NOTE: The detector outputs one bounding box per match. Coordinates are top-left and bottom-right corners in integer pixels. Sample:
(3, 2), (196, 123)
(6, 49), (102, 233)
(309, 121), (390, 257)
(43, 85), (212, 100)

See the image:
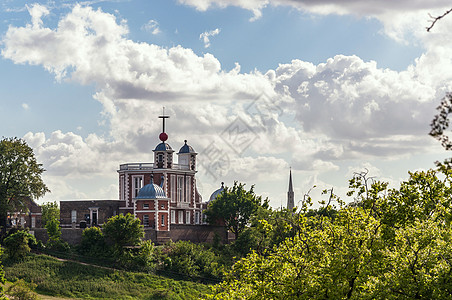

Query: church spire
(287, 168), (294, 211)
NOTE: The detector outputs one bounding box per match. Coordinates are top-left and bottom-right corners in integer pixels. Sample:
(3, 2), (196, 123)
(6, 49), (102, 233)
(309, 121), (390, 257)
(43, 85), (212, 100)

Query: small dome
(209, 182), (225, 202)
(154, 142), (172, 152)
(136, 183), (167, 199)
(178, 140), (196, 154)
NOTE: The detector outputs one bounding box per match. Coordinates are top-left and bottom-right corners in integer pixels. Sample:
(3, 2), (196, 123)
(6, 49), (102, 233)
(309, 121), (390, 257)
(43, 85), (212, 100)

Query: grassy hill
(3, 254), (210, 299)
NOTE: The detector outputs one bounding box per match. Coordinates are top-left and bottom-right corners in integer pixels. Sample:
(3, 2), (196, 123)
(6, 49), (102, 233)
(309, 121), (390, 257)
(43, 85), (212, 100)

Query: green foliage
(44, 219), (61, 242)
(103, 213), (144, 256)
(161, 241), (223, 280)
(4, 254), (209, 299)
(41, 201), (59, 227)
(0, 137), (49, 235)
(3, 231), (36, 261)
(209, 168), (452, 299)
(204, 181), (268, 239)
(78, 226), (108, 257)
(6, 279), (39, 300)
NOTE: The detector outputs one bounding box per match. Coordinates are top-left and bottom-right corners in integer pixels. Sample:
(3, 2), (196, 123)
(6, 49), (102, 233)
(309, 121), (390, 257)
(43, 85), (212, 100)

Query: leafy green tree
(0, 247), (6, 300)
(103, 213), (144, 255)
(41, 201), (59, 226)
(79, 226), (107, 257)
(5, 279), (38, 300)
(209, 169), (452, 299)
(204, 182), (268, 239)
(0, 137), (49, 235)
(3, 230), (37, 260)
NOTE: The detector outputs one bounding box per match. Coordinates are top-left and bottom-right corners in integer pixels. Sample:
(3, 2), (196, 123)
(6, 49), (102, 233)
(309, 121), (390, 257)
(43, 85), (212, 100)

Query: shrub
(78, 227), (107, 257)
(3, 231), (36, 261)
(162, 241), (223, 280)
(6, 279), (39, 300)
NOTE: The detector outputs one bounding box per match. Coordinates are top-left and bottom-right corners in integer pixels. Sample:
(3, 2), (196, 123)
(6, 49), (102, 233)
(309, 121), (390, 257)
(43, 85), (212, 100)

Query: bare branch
(427, 8), (452, 32)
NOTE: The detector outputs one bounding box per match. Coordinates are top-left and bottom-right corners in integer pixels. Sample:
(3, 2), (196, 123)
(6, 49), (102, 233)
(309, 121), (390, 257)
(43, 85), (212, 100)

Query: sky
(1, 0), (452, 208)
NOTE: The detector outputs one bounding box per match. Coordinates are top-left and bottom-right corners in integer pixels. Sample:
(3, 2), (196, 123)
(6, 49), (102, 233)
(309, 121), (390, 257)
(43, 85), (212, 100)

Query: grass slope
(4, 254), (210, 299)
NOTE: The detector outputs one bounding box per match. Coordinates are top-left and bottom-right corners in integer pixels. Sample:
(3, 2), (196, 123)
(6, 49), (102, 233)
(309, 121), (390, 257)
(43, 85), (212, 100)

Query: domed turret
(177, 140), (197, 171)
(178, 140), (196, 154)
(209, 182), (224, 202)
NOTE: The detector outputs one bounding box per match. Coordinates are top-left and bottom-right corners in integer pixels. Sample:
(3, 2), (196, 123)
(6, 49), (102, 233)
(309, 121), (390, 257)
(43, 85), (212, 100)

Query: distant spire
(287, 168), (294, 211)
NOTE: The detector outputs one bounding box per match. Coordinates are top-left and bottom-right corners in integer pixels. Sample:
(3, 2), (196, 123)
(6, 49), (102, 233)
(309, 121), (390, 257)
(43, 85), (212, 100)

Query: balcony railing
(119, 163), (192, 171)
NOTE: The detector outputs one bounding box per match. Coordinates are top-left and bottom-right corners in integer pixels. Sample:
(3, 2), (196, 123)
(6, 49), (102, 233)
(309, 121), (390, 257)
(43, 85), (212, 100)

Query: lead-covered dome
(178, 140), (196, 154)
(209, 182), (224, 202)
(154, 142), (172, 152)
(136, 183), (167, 199)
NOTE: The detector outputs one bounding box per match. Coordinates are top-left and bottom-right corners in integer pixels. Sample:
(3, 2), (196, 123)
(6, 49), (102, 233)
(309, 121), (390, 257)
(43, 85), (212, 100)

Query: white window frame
(171, 175), (176, 203)
(186, 211), (190, 224)
(71, 210), (77, 223)
(185, 177), (191, 203)
(120, 175), (125, 200)
(171, 210), (175, 223)
(178, 211), (183, 224)
(132, 175), (143, 198)
(177, 176), (184, 203)
(31, 216), (36, 228)
(161, 215), (165, 227)
(143, 203), (149, 209)
(143, 214), (149, 226)
(195, 211), (200, 225)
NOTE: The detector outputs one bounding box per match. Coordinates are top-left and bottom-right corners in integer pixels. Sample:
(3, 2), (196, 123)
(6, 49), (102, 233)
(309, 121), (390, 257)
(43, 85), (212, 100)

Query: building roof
(136, 183), (167, 199)
(178, 140), (196, 154)
(209, 182), (225, 202)
(154, 142), (173, 152)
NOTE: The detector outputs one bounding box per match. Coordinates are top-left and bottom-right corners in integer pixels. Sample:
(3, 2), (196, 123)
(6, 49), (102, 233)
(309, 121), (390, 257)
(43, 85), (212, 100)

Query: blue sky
(1, 0), (452, 207)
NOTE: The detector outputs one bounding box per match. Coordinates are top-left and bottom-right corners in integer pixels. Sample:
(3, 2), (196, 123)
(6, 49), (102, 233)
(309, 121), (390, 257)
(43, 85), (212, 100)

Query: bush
(161, 241), (223, 280)
(6, 279), (39, 300)
(45, 239), (70, 252)
(3, 231), (36, 260)
(78, 227), (107, 257)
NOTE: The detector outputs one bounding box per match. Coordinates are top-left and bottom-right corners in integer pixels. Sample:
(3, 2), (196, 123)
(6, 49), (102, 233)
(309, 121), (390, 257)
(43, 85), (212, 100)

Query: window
(171, 175), (176, 203)
(186, 211), (190, 224)
(161, 215), (165, 227)
(71, 210), (77, 223)
(31, 217), (36, 228)
(143, 215), (149, 226)
(177, 176), (184, 203)
(195, 211), (200, 225)
(120, 175), (125, 200)
(132, 176), (143, 198)
(178, 211), (183, 224)
(185, 177), (191, 203)
(158, 153), (163, 162)
(143, 203), (149, 209)
(161, 204), (165, 209)
(171, 210), (175, 223)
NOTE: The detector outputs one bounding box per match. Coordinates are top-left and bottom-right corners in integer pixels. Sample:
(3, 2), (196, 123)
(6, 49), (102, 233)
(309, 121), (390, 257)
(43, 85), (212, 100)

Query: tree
(103, 213), (144, 255)
(41, 201), (59, 226)
(3, 230), (37, 260)
(0, 137), (49, 235)
(209, 170), (452, 299)
(204, 181), (268, 239)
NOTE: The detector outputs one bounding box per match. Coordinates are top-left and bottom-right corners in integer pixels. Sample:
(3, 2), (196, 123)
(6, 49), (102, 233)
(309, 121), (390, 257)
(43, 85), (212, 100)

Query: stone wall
(31, 228), (84, 245)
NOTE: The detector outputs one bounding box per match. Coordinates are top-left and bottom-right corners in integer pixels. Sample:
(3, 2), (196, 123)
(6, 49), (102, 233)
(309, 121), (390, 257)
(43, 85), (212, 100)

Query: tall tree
(204, 181), (268, 239)
(0, 137), (49, 235)
(103, 213), (144, 255)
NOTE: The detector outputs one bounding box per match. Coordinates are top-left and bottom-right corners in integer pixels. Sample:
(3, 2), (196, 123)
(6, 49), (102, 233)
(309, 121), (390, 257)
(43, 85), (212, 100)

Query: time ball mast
(159, 108), (170, 142)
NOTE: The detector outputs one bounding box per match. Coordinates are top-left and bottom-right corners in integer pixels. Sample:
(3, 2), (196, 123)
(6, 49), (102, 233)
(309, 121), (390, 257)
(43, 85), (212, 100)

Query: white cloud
(3, 4), (452, 204)
(21, 103), (30, 110)
(142, 19), (160, 35)
(199, 28), (220, 48)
